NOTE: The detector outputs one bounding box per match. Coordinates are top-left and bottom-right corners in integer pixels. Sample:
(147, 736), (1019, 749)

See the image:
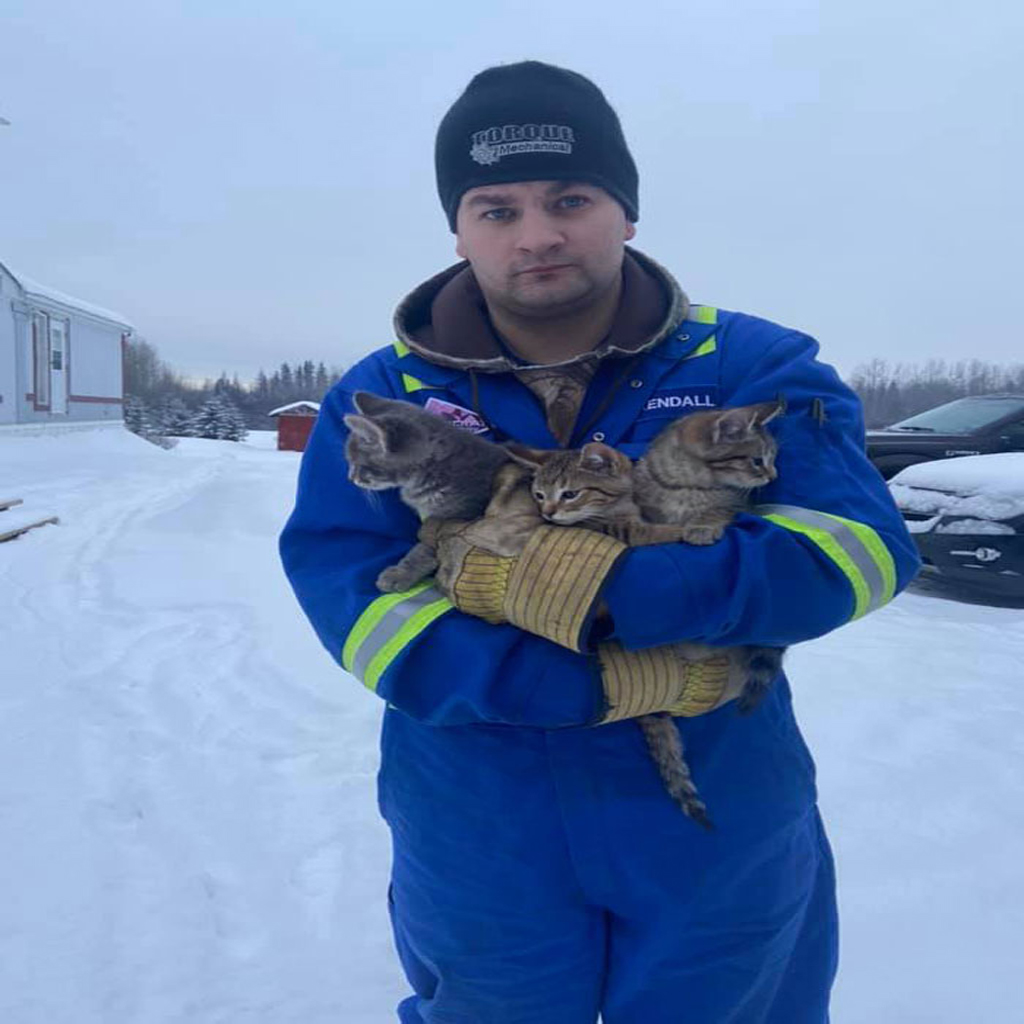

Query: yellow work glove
(431, 522), (627, 653)
(596, 643), (743, 721)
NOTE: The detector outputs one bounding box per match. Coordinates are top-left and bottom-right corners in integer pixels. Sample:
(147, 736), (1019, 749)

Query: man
(280, 61), (920, 1023)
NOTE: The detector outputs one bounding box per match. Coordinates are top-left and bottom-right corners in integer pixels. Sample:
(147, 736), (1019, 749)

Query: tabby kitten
(634, 399), (787, 715)
(344, 391), (510, 592)
(508, 399), (785, 828)
(505, 442), (695, 545)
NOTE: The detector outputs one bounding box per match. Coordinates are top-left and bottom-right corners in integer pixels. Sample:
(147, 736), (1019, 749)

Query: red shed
(269, 400), (321, 452)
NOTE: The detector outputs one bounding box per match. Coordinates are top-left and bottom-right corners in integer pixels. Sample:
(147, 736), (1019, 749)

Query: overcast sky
(2, 0), (1021, 382)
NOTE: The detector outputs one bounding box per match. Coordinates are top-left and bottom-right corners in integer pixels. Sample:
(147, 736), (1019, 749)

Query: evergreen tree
(191, 396), (229, 440)
(190, 395), (248, 441)
(219, 397), (249, 442)
(159, 397), (194, 436)
(124, 395), (156, 437)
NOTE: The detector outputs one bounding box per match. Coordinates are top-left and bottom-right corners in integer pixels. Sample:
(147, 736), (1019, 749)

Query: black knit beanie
(435, 61), (639, 232)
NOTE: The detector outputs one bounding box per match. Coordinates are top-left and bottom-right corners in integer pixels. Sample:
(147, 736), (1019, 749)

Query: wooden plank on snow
(0, 514), (59, 543)
(0, 498), (25, 512)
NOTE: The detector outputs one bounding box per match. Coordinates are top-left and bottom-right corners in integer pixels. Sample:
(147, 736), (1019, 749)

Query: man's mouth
(517, 264), (574, 275)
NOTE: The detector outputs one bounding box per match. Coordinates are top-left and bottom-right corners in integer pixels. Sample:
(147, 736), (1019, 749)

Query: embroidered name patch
(424, 396), (489, 434)
(641, 387), (720, 418)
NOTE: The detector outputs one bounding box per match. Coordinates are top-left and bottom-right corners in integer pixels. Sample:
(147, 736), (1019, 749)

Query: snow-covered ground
(2, 427), (1022, 1023)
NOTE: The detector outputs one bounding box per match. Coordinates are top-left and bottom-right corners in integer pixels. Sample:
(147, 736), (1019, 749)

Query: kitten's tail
(737, 647), (785, 715)
(637, 714), (713, 830)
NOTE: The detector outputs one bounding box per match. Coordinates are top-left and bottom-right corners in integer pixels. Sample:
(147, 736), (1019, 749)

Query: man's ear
(624, 221), (637, 242)
(455, 231), (467, 259)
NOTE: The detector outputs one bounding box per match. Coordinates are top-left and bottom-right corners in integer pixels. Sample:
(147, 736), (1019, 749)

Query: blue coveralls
(280, 301), (920, 1023)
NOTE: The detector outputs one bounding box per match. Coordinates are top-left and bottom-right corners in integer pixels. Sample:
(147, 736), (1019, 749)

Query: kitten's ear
(751, 398), (786, 426)
(711, 407), (756, 444)
(711, 400), (785, 443)
(352, 391), (399, 417)
(579, 442), (629, 475)
(505, 443), (553, 470)
(344, 414), (387, 449)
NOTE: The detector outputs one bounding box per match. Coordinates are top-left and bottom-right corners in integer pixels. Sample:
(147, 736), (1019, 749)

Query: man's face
(454, 180), (636, 320)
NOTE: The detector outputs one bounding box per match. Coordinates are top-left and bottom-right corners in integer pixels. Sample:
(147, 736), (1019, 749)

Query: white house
(0, 260), (133, 427)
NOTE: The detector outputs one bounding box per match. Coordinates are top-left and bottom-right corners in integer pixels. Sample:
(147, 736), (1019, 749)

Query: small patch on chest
(424, 396), (490, 434)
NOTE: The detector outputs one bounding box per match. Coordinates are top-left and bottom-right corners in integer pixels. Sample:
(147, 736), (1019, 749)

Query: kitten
(505, 442), (696, 544)
(344, 391), (510, 592)
(634, 400), (787, 715)
(508, 399), (785, 828)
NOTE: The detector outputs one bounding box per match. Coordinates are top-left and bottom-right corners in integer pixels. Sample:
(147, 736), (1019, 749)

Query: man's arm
(279, 355), (603, 727)
(603, 324), (922, 649)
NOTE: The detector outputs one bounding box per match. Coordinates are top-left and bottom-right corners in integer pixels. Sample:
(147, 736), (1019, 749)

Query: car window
(890, 397), (1024, 433)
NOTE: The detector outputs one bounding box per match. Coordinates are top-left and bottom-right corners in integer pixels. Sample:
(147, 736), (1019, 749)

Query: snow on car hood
(889, 453), (1024, 522)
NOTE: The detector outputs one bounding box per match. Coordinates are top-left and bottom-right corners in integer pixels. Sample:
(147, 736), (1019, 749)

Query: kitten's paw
(376, 566), (421, 593)
(680, 524), (725, 546)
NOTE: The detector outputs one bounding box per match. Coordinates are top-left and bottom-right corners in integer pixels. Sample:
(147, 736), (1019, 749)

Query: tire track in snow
(61, 448), (387, 1022)
(2, 438), (404, 1021)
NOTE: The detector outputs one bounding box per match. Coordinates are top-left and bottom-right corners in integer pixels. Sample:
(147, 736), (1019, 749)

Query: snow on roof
(0, 261), (133, 328)
(890, 453), (1024, 522)
(268, 401), (321, 417)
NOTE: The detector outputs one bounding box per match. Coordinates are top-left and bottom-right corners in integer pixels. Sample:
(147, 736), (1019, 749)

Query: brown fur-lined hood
(392, 246), (690, 373)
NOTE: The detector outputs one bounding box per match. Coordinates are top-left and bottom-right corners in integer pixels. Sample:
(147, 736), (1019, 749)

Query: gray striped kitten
(344, 392), (510, 592)
(508, 399), (785, 829)
(632, 400), (787, 716)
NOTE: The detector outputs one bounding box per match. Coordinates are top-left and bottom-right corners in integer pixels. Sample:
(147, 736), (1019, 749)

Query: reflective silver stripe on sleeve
(350, 584), (449, 682)
(754, 503), (888, 614)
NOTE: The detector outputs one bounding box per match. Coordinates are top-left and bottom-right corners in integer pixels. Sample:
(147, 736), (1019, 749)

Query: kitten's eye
(751, 457), (765, 469)
(561, 490), (579, 500)
(534, 491), (545, 501)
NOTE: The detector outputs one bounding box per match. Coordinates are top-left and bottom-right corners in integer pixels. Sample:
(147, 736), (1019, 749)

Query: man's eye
(482, 208), (514, 221)
(557, 195), (589, 210)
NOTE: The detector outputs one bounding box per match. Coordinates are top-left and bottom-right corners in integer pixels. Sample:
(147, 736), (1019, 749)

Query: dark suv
(866, 394), (1024, 479)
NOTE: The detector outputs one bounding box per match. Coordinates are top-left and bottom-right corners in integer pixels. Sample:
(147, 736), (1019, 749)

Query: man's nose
(514, 208), (566, 254)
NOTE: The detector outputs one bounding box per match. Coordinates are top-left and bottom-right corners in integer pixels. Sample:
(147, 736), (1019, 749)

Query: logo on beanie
(469, 124), (575, 166)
